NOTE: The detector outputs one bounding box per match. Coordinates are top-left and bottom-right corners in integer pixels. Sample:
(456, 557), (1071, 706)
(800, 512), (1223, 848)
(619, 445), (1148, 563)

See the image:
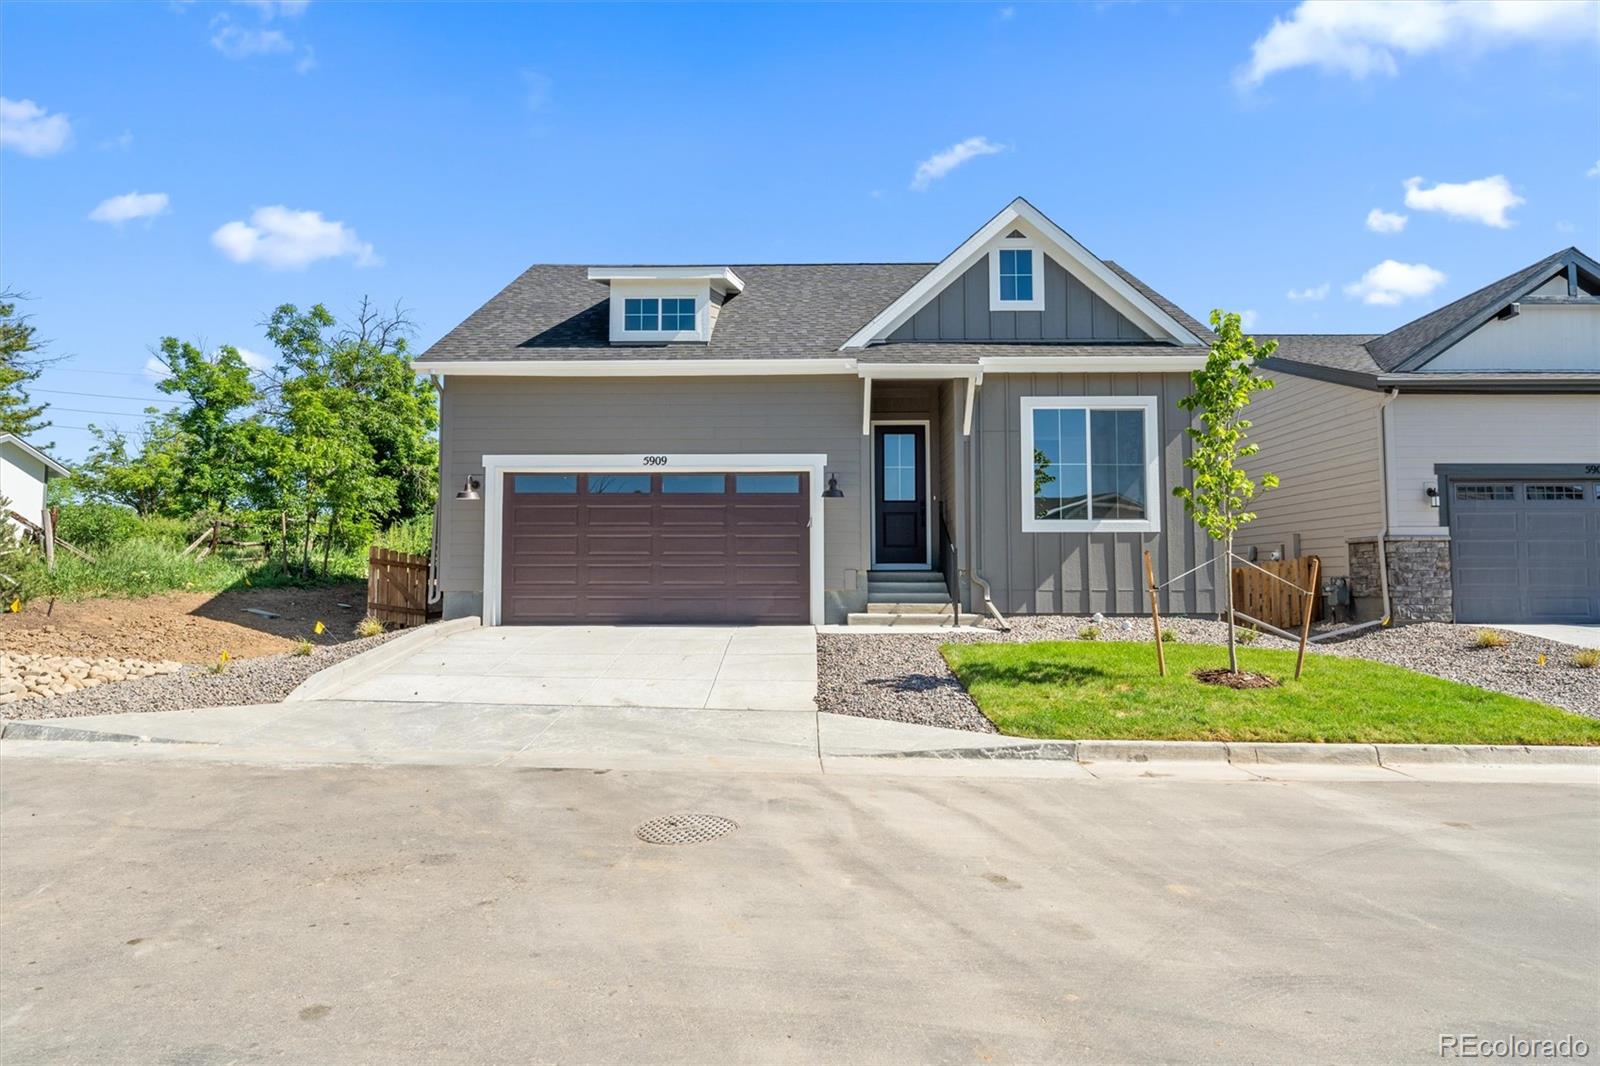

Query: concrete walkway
(320, 624), (818, 711)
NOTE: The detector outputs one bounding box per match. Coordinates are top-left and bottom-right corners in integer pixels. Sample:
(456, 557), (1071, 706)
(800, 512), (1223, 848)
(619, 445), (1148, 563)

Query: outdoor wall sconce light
(1426, 485), (1439, 508)
(455, 476), (482, 502)
(821, 473), (844, 498)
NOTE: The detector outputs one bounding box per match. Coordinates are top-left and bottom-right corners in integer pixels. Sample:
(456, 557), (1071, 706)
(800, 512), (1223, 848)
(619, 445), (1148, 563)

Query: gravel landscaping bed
(1, 631), (400, 721)
(817, 616), (1600, 732)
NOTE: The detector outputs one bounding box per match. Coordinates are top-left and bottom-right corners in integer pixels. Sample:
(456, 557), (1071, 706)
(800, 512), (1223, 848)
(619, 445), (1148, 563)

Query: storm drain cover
(634, 813), (738, 846)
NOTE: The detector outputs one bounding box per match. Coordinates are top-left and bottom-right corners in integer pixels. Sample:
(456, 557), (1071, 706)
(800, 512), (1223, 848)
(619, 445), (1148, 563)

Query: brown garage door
(501, 471), (810, 624)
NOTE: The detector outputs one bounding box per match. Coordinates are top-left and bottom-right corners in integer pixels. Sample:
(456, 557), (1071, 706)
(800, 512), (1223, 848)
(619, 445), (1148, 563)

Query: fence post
(42, 507), (55, 572)
(1293, 557), (1320, 680)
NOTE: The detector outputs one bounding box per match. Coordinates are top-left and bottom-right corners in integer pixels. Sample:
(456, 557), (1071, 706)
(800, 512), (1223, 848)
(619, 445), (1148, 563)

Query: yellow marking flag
(314, 620), (326, 635)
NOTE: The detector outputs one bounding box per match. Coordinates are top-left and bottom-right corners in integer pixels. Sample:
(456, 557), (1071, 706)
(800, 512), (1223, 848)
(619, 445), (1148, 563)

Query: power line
(42, 406), (167, 417)
(33, 388), (179, 404)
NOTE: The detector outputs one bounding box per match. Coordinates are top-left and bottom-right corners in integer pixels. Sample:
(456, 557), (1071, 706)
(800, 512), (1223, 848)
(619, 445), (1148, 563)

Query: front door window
(874, 425), (927, 566)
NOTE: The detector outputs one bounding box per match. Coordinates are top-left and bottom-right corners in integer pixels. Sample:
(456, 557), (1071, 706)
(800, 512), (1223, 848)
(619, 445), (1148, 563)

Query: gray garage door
(1450, 479), (1600, 624)
(500, 471), (810, 624)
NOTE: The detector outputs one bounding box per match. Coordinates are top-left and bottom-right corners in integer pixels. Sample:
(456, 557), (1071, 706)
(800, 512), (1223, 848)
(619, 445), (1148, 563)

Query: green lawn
(941, 641), (1600, 746)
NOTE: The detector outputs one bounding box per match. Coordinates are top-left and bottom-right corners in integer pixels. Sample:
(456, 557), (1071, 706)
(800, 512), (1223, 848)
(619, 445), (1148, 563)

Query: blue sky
(3, 0), (1597, 460)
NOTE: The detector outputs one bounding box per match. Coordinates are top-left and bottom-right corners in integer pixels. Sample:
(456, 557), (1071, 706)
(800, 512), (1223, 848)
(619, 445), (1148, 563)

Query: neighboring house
(1247, 248), (1600, 625)
(0, 433), (69, 534)
(415, 197), (1228, 625)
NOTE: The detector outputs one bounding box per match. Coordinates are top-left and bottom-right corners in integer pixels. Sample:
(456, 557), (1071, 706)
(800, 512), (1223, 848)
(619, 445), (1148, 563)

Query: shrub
(1573, 649), (1600, 669)
(1235, 626), (1259, 645)
(1473, 629), (1511, 649)
(1160, 628), (1179, 643)
(1078, 625), (1101, 641)
(292, 639), (313, 657)
(355, 615), (385, 638)
(372, 512), (433, 556)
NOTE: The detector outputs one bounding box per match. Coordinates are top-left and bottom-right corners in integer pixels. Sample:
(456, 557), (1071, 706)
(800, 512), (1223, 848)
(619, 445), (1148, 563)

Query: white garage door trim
(481, 453), (828, 627)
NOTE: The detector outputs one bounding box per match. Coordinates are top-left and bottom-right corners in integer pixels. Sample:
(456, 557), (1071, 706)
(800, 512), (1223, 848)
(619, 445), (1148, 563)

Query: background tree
(1173, 310), (1279, 673)
(70, 421), (185, 516)
(150, 339), (259, 519)
(0, 292), (53, 441)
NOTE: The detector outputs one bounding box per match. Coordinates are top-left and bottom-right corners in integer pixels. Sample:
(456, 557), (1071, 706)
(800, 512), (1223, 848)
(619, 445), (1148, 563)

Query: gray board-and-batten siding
(971, 371), (1221, 617)
(887, 255), (1151, 344)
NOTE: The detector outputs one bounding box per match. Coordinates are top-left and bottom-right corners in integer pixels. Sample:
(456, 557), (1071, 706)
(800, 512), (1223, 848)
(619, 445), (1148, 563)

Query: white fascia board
(587, 266), (746, 294)
(840, 196), (1202, 349)
(0, 433), (70, 477)
(412, 358), (858, 377)
(856, 363), (981, 380)
(978, 355), (1207, 373)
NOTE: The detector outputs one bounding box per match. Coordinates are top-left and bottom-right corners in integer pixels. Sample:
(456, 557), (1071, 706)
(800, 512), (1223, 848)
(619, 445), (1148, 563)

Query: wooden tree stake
(1294, 556), (1321, 680)
(1144, 550), (1166, 677)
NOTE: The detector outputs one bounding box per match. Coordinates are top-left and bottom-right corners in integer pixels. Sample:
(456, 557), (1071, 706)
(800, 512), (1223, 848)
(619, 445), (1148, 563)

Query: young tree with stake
(1173, 310), (1279, 674)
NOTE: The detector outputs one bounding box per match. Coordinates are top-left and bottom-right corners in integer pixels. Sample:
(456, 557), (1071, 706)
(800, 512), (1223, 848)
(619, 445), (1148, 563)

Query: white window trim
(480, 453), (827, 626)
(868, 419), (933, 570)
(1019, 396), (1162, 534)
(989, 238), (1046, 312)
(617, 293), (703, 342)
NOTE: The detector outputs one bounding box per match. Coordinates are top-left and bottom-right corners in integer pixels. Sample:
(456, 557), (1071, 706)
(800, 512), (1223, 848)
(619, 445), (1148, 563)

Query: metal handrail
(937, 504), (959, 626)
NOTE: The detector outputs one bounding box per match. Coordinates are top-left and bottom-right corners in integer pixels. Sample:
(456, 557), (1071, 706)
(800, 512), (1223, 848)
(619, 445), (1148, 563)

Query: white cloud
(1556, 220), (1577, 235)
(211, 205), (378, 269)
(1344, 260), (1447, 306)
(1239, 0), (1600, 87)
(295, 46), (316, 74)
(99, 130), (134, 151)
(1402, 174), (1523, 228)
(1365, 208), (1407, 234)
(1, 97), (72, 157)
(235, 0), (310, 16)
(235, 346), (275, 372)
(1587, 160), (1600, 179)
(1286, 283), (1331, 302)
(143, 356), (168, 382)
(999, 5), (1015, 19)
(910, 136), (1006, 192)
(89, 191), (171, 225)
(211, 22), (293, 58)
(1239, 310), (1261, 330)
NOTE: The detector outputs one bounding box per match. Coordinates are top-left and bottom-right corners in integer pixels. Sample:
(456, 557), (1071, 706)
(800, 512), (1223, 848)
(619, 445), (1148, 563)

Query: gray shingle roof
(417, 260), (1204, 365)
(1265, 248), (1596, 383)
(1363, 248), (1578, 371)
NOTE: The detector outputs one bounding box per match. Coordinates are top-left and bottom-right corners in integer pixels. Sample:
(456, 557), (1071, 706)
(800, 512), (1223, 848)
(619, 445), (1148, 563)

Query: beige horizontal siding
(1244, 372), (1385, 578)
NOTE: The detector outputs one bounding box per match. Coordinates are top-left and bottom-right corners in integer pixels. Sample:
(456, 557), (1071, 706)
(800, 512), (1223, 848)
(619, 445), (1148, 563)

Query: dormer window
(624, 298), (659, 332)
(989, 237), (1045, 312)
(589, 267), (744, 344)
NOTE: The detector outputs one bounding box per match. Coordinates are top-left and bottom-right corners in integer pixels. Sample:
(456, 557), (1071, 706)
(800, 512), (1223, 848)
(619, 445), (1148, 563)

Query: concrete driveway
(326, 624), (817, 711)
(1500, 623), (1600, 650)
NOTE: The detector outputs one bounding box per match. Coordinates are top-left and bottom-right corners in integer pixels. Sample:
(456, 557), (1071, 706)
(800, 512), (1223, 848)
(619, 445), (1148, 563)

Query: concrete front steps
(848, 571), (982, 627)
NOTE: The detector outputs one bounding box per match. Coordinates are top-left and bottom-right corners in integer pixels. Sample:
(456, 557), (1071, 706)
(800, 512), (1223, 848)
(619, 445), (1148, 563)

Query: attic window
(624, 298), (660, 332)
(989, 238), (1045, 312)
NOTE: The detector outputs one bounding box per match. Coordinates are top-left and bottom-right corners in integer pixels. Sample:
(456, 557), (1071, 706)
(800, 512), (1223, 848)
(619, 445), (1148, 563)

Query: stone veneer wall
(1347, 536), (1454, 623)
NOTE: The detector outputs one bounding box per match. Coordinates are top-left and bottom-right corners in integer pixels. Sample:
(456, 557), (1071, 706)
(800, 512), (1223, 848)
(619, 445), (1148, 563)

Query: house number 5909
(642, 456), (668, 466)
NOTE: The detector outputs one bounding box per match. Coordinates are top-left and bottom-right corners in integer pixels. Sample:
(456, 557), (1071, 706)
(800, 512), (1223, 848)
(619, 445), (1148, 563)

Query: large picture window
(1020, 397), (1160, 532)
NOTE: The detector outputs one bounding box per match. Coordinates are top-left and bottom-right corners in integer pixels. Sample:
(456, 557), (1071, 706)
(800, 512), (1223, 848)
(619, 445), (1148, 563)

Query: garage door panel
(1451, 479), (1598, 624)
(501, 470), (809, 624)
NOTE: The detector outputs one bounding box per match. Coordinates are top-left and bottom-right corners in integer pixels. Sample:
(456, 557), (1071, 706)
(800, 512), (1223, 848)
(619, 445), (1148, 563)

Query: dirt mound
(1192, 668), (1280, 690)
(0, 584), (369, 664)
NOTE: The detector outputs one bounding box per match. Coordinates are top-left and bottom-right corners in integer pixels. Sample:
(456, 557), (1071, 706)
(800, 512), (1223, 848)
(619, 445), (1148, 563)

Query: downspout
(426, 373), (444, 606)
(962, 374), (1010, 630)
(1309, 387), (1397, 642)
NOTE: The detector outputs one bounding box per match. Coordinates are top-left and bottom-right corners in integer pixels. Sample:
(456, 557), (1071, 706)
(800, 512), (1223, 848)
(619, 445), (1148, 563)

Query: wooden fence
(367, 546), (431, 628)
(1231, 555), (1321, 630)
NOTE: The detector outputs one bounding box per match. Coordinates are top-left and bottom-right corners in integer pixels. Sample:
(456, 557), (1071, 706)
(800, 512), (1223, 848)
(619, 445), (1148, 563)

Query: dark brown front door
(500, 472), (809, 624)
(873, 425), (926, 566)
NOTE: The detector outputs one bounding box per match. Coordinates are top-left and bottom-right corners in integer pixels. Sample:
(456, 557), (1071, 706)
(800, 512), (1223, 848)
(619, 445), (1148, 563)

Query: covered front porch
(846, 369), (980, 627)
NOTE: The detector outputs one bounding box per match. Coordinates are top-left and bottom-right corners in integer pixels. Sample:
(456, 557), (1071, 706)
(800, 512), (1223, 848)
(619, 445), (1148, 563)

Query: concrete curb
(852, 739), (1600, 767)
(283, 615), (482, 702)
(0, 721), (206, 745)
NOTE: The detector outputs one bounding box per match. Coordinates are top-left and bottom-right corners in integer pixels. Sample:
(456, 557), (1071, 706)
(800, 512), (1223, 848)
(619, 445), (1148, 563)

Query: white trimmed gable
(841, 198), (1202, 349)
(1424, 304), (1600, 372)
